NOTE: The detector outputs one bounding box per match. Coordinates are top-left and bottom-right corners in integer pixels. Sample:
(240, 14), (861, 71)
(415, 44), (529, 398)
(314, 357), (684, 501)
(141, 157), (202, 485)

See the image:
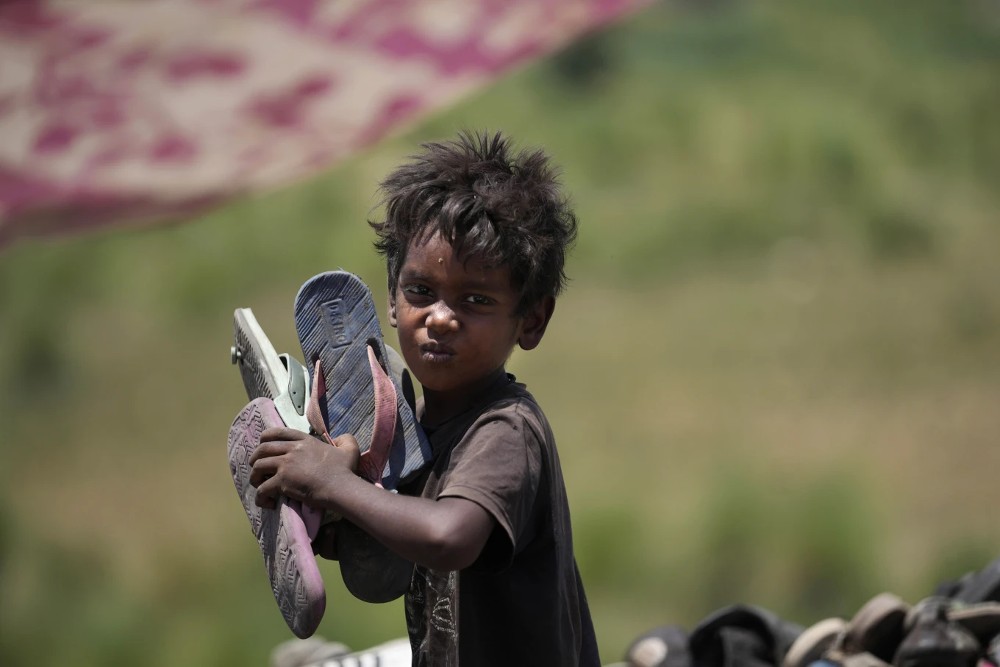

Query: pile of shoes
(785, 592), (1000, 667)
(623, 604), (804, 667)
(624, 558), (1000, 667)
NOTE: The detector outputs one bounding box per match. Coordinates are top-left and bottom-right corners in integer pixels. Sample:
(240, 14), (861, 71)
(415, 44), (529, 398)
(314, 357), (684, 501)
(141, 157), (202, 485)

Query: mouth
(419, 342), (455, 362)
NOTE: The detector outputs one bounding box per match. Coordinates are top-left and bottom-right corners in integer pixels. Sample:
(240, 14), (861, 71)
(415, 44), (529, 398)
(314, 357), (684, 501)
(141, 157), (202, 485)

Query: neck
(420, 367), (510, 428)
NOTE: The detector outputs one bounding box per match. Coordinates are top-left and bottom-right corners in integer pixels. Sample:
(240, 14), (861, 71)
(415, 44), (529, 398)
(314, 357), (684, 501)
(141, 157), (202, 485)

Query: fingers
(248, 430), (362, 512)
(250, 430), (315, 508)
(249, 439), (286, 465)
(330, 433), (362, 471)
(250, 452), (281, 508)
(248, 451), (280, 488)
(332, 433), (360, 454)
(254, 490), (277, 509)
(259, 426), (309, 443)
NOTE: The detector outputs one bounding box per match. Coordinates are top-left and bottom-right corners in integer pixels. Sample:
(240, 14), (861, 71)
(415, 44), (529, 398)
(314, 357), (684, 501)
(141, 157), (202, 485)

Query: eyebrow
(398, 268), (432, 282)
(399, 267), (509, 294)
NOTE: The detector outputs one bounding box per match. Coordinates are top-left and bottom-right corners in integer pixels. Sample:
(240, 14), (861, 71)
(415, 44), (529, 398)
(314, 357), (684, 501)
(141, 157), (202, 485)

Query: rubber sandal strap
(305, 351), (398, 488)
(358, 345), (398, 488)
(306, 359), (334, 445)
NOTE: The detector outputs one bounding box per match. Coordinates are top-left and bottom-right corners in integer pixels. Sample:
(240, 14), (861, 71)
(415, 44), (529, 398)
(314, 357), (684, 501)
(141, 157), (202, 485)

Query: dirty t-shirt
(403, 375), (599, 667)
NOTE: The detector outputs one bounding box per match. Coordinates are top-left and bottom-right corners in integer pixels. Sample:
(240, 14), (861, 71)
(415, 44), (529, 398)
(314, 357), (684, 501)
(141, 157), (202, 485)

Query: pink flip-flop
(227, 397), (325, 638)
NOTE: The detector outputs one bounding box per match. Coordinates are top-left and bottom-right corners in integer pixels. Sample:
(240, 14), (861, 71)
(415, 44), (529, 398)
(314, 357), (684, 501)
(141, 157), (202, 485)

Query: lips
(420, 342), (455, 362)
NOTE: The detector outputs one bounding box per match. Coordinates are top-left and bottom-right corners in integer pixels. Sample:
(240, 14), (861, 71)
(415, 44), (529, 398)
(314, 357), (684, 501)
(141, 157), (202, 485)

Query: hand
(249, 427), (360, 510)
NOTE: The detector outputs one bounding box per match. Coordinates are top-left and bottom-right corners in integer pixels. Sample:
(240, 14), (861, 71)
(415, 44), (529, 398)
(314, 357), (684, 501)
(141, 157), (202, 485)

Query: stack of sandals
(623, 558), (1000, 667)
(227, 271), (433, 639)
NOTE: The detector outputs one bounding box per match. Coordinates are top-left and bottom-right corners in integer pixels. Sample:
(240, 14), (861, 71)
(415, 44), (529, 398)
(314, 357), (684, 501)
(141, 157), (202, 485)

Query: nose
(425, 301), (459, 334)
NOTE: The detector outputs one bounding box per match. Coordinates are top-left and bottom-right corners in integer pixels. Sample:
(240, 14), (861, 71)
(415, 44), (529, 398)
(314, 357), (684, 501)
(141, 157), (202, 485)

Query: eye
(401, 283), (434, 304)
(464, 294), (493, 306)
(403, 283), (431, 296)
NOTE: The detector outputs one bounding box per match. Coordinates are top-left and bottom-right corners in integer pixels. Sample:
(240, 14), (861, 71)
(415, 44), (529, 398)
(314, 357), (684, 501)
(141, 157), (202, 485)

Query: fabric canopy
(0, 0), (646, 248)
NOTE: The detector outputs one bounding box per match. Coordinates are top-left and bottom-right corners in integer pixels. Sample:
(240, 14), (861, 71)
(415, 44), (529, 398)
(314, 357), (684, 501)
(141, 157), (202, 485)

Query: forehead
(401, 232), (512, 288)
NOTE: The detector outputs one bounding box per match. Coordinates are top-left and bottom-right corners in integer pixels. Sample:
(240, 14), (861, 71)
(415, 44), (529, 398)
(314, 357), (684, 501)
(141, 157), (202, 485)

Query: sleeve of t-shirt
(435, 405), (543, 571)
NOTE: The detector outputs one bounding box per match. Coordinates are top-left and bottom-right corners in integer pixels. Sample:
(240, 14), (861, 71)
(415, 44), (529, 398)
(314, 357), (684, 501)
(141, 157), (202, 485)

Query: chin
(416, 372), (468, 395)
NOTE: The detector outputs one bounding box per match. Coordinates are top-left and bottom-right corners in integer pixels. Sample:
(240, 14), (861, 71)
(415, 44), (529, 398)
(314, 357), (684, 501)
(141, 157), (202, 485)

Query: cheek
(394, 311), (421, 341)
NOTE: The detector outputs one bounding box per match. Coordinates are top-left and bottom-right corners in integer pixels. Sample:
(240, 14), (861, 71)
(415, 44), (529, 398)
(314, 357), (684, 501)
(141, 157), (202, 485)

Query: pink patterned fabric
(0, 0), (645, 248)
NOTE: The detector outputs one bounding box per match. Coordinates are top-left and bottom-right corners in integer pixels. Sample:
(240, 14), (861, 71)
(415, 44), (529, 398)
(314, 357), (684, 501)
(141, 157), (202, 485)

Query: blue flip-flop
(294, 270), (432, 602)
(294, 270), (431, 487)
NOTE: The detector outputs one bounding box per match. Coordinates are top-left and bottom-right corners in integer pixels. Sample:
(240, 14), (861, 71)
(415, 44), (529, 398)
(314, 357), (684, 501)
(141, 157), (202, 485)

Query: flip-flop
(227, 397), (325, 639)
(294, 270), (432, 603)
(231, 307), (312, 433)
(783, 618), (847, 667)
(624, 624), (691, 667)
(229, 307), (326, 635)
(294, 270), (431, 487)
(894, 597), (980, 667)
(840, 593), (909, 662)
(948, 601), (1000, 646)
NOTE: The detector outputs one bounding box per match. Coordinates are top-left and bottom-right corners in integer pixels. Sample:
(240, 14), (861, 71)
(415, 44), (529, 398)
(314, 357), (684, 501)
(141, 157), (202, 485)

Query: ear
(518, 296), (555, 351)
(387, 292), (398, 329)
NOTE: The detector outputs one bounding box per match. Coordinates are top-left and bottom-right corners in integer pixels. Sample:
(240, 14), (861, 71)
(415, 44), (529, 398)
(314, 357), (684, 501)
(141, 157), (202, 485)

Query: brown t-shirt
(403, 375), (599, 667)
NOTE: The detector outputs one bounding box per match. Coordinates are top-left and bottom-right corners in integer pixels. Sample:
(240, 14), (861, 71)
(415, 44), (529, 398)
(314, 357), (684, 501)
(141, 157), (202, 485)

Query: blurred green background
(2, 0), (999, 664)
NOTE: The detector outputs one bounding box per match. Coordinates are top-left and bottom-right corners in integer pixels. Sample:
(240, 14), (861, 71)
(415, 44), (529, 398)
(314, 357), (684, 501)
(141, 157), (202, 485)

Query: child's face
(389, 232), (548, 407)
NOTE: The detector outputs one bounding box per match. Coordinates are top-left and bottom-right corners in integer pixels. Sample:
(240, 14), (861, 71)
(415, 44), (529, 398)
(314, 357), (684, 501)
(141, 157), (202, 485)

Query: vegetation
(2, 0), (999, 664)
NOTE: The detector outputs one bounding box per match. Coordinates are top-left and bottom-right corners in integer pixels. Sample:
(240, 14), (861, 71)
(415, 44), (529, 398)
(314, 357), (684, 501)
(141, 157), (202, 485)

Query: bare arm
(249, 427), (494, 571)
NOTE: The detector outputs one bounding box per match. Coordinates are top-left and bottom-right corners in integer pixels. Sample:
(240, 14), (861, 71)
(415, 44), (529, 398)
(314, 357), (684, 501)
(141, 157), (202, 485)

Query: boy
(249, 130), (599, 666)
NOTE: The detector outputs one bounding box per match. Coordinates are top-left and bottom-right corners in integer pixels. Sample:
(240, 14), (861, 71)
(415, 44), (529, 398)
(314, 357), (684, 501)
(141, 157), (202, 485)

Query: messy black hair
(369, 130), (578, 315)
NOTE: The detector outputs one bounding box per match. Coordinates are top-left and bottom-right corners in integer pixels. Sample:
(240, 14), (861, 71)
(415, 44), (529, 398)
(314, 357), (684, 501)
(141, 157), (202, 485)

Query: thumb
(330, 433), (361, 470)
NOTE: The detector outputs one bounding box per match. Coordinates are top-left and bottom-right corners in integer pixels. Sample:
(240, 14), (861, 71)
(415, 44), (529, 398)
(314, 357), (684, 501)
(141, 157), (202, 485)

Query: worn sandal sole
(294, 271), (431, 602)
(294, 270), (431, 487)
(228, 397), (325, 638)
